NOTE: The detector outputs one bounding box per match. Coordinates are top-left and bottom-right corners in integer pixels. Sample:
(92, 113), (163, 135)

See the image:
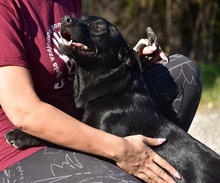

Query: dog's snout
(62, 15), (74, 25)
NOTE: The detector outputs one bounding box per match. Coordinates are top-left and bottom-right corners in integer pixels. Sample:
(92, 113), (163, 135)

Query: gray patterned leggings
(0, 54), (202, 183)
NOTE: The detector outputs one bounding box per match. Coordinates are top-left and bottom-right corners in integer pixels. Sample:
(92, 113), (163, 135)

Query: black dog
(6, 15), (220, 182)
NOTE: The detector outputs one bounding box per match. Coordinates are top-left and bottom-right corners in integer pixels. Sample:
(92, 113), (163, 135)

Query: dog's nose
(62, 15), (74, 25)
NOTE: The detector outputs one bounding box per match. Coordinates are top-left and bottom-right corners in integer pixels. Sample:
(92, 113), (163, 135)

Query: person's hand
(116, 135), (181, 183)
(134, 39), (169, 63)
(133, 27), (169, 65)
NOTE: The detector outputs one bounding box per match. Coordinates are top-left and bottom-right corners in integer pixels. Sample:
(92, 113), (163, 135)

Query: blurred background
(82, 0), (220, 154)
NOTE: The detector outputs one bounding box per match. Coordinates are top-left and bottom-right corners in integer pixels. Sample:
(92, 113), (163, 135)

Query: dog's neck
(73, 62), (145, 109)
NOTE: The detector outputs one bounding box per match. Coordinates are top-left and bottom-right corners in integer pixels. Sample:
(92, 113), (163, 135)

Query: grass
(197, 62), (220, 111)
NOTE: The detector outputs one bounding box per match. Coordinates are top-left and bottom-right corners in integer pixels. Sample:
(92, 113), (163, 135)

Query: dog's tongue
(60, 38), (89, 51)
(72, 42), (84, 47)
(60, 38), (79, 46)
(72, 42), (88, 50)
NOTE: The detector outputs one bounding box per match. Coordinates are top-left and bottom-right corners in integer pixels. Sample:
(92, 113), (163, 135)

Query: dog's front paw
(5, 129), (42, 149)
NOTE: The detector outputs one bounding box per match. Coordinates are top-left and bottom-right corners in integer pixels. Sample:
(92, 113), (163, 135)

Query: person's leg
(0, 147), (140, 183)
(142, 54), (202, 131)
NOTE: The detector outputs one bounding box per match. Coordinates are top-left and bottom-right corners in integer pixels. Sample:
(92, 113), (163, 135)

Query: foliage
(82, 0), (220, 62)
(198, 62), (220, 109)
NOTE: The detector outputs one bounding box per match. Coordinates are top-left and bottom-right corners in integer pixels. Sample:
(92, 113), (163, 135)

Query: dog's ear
(118, 43), (136, 66)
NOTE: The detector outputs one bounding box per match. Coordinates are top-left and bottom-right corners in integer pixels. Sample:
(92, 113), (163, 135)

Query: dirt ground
(188, 108), (220, 154)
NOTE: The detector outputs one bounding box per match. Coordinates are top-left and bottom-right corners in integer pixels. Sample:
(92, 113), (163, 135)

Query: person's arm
(0, 65), (180, 183)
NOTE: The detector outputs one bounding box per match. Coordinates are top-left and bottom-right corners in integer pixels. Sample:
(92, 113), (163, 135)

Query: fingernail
(164, 56), (169, 62)
(174, 172), (181, 179)
(157, 138), (166, 143)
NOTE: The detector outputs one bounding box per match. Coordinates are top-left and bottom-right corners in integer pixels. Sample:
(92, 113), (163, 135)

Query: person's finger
(146, 48), (168, 64)
(142, 136), (167, 146)
(153, 153), (181, 180)
(133, 39), (151, 52)
(142, 45), (157, 55)
(145, 171), (167, 183)
(149, 162), (176, 183)
(135, 172), (159, 183)
(157, 46), (169, 62)
(142, 136), (181, 180)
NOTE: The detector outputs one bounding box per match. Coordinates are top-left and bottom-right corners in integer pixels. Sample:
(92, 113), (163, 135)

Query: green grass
(198, 62), (220, 110)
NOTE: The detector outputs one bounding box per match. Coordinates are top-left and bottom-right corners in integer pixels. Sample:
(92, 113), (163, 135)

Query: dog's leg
(5, 129), (43, 149)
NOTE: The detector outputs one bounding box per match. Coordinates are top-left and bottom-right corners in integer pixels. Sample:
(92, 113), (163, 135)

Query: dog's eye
(94, 25), (103, 31)
(90, 23), (107, 35)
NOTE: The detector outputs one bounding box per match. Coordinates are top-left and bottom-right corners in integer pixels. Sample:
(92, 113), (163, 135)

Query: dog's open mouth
(60, 31), (95, 57)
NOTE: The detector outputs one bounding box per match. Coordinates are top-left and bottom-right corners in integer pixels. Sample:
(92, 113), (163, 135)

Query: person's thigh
(0, 147), (140, 183)
(142, 54), (202, 131)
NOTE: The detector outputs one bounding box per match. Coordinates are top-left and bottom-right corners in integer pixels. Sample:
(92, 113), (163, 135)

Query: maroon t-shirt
(0, 0), (82, 172)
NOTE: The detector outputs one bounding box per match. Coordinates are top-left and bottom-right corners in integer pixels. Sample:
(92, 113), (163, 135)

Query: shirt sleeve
(0, 1), (29, 68)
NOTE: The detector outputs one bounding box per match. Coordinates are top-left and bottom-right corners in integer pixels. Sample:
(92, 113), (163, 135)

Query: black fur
(6, 15), (220, 182)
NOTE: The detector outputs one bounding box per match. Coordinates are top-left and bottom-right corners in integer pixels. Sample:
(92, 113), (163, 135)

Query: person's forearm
(16, 101), (124, 161)
(0, 66), (124, 161)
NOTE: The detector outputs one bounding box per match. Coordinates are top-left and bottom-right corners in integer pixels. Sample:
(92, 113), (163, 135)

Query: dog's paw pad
(5, 129), (29, 149)
(5, 139), (20, 149)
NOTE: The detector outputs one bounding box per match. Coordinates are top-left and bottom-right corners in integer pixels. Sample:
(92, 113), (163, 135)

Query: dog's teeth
(62, 38), (72, 45)
(66, 40), (72, 46)
(82, 45), (88, 50)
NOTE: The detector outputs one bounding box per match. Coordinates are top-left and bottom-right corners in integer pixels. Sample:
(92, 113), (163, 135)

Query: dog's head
(59, 15), (140, 71)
